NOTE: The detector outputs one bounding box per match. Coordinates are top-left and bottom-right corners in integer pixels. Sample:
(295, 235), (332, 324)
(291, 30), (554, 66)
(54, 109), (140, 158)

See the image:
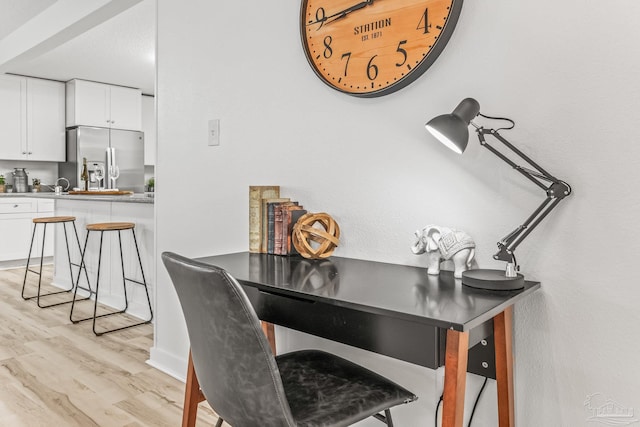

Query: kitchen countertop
(0, 192), (154, 204)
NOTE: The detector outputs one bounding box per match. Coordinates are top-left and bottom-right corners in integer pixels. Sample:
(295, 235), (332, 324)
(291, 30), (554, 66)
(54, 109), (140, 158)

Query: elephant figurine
(411, 225), (476, 279)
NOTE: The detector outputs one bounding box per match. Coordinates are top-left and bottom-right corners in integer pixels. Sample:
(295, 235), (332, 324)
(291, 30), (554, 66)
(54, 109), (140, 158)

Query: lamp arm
(493, 196), (562, 263)
(477, 128), (558, 191)
(475, 127), (572, 269)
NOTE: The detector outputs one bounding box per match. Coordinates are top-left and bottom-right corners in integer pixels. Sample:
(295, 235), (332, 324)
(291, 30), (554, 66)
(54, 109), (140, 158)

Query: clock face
(301, 0), (463, 97)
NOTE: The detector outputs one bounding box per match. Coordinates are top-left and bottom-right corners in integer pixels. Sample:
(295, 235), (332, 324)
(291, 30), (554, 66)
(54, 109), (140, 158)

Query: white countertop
(0, 192), (154, 204)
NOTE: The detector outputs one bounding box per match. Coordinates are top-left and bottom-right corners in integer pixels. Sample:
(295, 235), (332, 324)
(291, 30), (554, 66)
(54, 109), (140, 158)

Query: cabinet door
(0, 75), (27, 160)
(141, 95), (156, 165)
(67, 80), (110, 128)
(0, 215), (34, 261)
(27, 78), (65, 161)
(109, 86), (142, 131)
(0, 198), (38, 261)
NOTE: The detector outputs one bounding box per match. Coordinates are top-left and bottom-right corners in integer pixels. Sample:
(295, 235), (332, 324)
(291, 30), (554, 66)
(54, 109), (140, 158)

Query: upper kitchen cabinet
(0, 74), (65, 162)
(66, 79), (142, 131)
(0, 75), (25, 161)
(141, 95), (156, 166)
(27, 78), (66, 161)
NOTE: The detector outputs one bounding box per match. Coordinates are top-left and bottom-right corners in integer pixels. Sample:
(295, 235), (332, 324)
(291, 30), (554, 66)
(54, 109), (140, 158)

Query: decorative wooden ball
(292, 212), (340, 259)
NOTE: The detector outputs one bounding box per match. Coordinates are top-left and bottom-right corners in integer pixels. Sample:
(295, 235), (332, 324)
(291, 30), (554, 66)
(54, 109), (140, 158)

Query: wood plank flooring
(0, 266), (222, 426)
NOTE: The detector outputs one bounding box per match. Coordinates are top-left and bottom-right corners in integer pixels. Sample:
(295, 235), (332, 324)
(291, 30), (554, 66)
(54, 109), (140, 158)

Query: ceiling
(0, 0), (155, 95)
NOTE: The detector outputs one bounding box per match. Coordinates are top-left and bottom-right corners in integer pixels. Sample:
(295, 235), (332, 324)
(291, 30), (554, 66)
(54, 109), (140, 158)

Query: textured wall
(154, 0), (640, 425)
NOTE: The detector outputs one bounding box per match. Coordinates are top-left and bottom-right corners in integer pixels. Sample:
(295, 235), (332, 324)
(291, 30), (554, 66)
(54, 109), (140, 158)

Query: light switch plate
(208, 119), (220, 146)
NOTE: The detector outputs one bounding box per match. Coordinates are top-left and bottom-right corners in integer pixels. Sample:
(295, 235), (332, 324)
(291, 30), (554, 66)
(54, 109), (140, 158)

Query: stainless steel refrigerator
(61, 126), (144, 193)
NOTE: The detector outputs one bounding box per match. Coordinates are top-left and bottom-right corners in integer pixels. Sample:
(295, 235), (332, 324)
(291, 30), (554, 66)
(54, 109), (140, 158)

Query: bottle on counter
(81, 157), (89, 191)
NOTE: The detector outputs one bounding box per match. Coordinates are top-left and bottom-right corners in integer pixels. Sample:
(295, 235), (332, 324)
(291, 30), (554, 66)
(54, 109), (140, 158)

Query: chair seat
(33, 216), (76, 224)
(86, 222), (135, 231)
(276, 350), (417, 427)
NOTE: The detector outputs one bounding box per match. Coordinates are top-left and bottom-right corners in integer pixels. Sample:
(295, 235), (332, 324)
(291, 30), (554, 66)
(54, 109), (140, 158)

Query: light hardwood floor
(0, 266), (221, 427)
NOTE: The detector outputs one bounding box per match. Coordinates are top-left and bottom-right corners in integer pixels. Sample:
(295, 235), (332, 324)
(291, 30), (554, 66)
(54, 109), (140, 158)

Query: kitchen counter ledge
(0, 192), (154, 204)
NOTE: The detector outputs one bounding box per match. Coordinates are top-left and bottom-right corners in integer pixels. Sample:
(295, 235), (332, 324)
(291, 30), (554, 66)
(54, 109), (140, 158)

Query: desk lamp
(425, 98), (571, 290)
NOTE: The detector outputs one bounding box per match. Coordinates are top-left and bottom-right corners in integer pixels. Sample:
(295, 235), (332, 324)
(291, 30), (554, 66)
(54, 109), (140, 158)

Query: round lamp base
(462, 269), (525, 291)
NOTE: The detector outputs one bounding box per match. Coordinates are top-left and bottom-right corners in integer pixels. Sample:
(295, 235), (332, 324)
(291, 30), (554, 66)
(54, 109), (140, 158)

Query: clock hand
(307, 0), (376, 28)
(326, 0), (375, 24)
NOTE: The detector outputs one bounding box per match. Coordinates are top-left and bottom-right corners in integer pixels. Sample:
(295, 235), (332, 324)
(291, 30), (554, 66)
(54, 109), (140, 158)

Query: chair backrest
(162, 252), (296, 427)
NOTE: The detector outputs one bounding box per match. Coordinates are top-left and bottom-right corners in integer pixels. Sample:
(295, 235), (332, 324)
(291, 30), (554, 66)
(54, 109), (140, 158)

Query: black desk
(194, 252), (540, 427)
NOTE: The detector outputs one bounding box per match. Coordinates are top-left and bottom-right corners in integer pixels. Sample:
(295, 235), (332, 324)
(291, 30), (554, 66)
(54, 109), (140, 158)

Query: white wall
(153, 1), (640, 425)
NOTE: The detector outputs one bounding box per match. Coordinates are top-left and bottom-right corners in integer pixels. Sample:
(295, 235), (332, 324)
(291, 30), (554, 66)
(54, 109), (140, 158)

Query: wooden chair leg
(261, 321), (276, 354)
(442, 329), (469, 427)
(494, 306), (515, 427)
(183, 350), (206, 427)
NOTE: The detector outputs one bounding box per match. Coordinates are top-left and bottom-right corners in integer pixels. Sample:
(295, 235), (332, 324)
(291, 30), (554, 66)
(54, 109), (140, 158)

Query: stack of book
(249, 186), (307, 256)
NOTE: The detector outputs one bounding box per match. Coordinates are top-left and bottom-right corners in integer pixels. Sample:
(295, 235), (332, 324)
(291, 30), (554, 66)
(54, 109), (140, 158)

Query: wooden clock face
(301, 0), (463, 97)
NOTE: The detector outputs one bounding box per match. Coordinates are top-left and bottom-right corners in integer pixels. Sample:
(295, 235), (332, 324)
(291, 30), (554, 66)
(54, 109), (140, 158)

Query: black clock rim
(299, 0), (465, 98)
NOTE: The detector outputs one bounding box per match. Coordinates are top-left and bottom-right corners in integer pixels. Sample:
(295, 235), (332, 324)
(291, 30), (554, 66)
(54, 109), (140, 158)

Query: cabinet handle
(13, 205), (18, 208)
(22, 151), (26, 155)
(28, 151), (32, 155)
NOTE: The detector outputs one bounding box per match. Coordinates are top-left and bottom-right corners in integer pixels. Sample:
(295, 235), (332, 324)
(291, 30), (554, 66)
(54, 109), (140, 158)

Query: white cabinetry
(0, 75), (65, 161)
(27, 78), (66, 161)
(141, 95), (156, 166)
(0, 75), (25, 161)
(0, 198), (54, 261)
(66, 79), (142, 131)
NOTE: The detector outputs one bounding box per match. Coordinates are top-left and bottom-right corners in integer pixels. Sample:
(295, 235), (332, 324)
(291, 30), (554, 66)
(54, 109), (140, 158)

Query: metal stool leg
(71, 225), (153, 336)
(22, 220), (84, 308)
(131, 227), (154, 322)
(21, 223), (38, 300)
(72, 230), (127, 328)
(35, 223), (48, 307)
(70, 230), (95, 323)
(71, 221), (92, 295)
(91, 227), (153, 335)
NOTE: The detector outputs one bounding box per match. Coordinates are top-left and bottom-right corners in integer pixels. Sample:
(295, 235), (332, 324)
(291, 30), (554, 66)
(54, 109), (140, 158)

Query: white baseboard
(148, 346), (188, 382)
(0, 257), (53, 270)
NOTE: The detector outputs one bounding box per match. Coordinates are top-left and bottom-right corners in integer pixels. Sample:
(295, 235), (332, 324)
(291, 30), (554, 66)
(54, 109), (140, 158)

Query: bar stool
(70, 222), (153, 336)
(21, 216), (91, 308)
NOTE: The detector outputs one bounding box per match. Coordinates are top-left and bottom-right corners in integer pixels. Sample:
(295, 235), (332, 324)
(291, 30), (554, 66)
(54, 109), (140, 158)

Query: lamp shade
(425, 98), (480, 154)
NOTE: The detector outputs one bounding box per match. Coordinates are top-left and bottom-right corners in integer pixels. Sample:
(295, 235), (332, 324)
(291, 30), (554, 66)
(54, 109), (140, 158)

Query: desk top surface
(196, 252), (540, 332)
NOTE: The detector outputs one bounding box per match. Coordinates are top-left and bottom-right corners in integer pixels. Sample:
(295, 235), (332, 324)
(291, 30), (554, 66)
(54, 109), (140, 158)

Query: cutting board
(68, 190), (133, 195)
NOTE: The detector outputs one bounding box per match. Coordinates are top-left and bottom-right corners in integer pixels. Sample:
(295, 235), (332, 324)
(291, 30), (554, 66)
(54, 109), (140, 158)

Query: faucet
(55, 177), (70, 194)
(41, 177), (71, 194)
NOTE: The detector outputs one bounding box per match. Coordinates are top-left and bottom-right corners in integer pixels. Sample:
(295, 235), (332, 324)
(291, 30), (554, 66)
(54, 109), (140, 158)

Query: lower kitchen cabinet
(0, 198), (54, 261)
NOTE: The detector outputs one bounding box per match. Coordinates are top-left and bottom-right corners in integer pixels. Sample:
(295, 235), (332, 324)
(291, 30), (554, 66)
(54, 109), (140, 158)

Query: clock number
(323, 36), (333, 58)
(341, 52), (352, 76)
(417, 8), (431, 34)
(395, 40), (408, 67)
(314, 7), (326, 29)
(367, 55), (379, 80)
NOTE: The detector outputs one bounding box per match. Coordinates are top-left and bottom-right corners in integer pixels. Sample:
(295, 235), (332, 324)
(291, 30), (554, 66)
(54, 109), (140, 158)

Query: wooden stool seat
(86, 222), (135, 231)
(33, 216), (77, 224)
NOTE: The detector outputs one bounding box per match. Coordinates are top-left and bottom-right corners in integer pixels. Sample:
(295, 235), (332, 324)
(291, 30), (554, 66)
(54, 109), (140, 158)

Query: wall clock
(300, 0), (463, 97)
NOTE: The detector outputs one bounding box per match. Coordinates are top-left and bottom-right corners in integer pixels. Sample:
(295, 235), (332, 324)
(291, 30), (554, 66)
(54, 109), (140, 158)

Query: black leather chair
(162, 252), (417, 427)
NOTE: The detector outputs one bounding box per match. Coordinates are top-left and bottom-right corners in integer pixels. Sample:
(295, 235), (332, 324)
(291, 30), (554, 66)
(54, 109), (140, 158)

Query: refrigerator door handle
(106, 147), (120, 189)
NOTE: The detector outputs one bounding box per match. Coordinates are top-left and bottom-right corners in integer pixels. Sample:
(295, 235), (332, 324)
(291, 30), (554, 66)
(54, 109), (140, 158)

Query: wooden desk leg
(183, 350), (206, 427)
(443, 329), (469, 427)
(494, 306), (515, 427)
(261, 321), (276, 354)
